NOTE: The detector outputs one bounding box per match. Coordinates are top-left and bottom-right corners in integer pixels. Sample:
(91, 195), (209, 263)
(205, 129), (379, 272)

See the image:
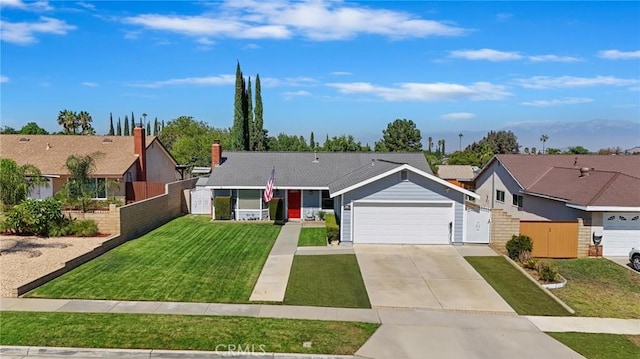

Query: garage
(602, 212), (640, 256)
(352, 202), (453, 244)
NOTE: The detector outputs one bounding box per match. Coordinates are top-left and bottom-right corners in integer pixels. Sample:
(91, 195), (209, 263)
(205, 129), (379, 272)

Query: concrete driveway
(354, 244), (514, 313)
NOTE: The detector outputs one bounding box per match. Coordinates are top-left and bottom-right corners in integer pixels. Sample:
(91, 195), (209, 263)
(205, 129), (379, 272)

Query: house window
(400, 170), (408, 181)
(512, 194), (523, 208)
(321, 190), (333, 210)
(237, 189), (261, 209)
(86, 178), (107, 199)
(496, 190), (505, 203)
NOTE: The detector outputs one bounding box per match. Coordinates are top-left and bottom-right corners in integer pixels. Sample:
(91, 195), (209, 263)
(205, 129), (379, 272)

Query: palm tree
(458, 133), (463, 151)
(57, 110), (77, 134)
(540, 134), (549, 154)
(77, 111), (94, 135)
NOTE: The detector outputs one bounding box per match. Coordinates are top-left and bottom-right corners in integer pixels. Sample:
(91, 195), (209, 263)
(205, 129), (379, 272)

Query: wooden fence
(520, 221), (578, 258)
(125, 181), (166, 203)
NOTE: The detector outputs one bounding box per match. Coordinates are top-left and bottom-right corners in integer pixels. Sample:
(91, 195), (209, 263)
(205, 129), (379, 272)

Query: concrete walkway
(249, 222), (300, 302)
(296, 246), (354, 255)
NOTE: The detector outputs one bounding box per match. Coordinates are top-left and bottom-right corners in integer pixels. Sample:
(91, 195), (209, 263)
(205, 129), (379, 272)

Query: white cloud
(326, 81), (511, 101)
(0, 0), (25, 8)
(283, 90), (311, 100)
(76, 2), (95, 10)
(261, 76), (318, 88)
(528, 54), (583, 63)
(598, 49), (640, 60)
(449, 48), (523, 61)
(331, 71), (352, 76)
(441, 112), (477, 120)
(128, 75), (235, 88)
(81, 81), (97, 87)
(521, 97), (594, 107)
(243, 43), (260, 49)
(0, 0), (52, 11)
(0, 17), (76, 44)
(123, 0), (468, 42)
(0, 75), (9, 83)
(515, 75), (640, 89)
(496, 13), (512, 21)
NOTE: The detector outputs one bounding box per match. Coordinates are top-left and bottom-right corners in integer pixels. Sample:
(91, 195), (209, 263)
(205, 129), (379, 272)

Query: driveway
(354, 244), (514, 313)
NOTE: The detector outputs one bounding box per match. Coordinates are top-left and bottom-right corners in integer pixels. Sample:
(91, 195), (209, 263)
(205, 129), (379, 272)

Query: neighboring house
(474, 154), (640, 256)
(437, 165), (478, 189)
(0, 127), (179, 202)
(200, 143), (482, 245)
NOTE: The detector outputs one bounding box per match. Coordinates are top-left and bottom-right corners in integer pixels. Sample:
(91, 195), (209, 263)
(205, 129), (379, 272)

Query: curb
(501, 255), (576, 315)
(0, 346), (354, 359)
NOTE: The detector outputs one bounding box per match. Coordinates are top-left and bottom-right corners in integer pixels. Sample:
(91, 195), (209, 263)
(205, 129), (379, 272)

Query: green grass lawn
(465, 256), (571, 316)
(27, 216), (280, 303)
(0, 311), (378, 355)
(549, 333), (640, 359)
(284, 254), (371, 308)
(549, 258), (640, 318)
(298, 227), (327, 246)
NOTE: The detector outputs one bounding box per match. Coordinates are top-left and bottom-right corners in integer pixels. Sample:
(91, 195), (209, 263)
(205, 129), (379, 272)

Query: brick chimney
(133, 126), (147, 181)
(212, 140), (222, 168)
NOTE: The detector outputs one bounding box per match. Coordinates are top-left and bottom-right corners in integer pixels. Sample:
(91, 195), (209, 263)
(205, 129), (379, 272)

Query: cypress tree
(310, 132), (315, 149)
(146, 122), (151, 134)
(246, 76), (254, 150)
(116, 117), (122, 136)
(153, 117), (159, 135)
(161, 120), (165, 131)
(131, 112), (135, 130)
(254, 74), (264, 151)
(232, 62), (246, 150)
(124, 115), (130, 136)
(108, 113), (115, 135)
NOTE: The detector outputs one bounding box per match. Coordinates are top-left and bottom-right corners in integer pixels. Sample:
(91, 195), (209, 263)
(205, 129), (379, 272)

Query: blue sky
(1, 0), (639, 149)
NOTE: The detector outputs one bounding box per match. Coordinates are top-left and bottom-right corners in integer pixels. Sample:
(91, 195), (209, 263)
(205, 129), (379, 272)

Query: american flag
(263, 167), (275, 202)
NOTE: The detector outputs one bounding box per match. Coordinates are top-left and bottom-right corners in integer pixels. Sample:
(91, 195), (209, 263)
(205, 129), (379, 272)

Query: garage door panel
(602, 213), (640, 256)
(353, 202), (452, 244)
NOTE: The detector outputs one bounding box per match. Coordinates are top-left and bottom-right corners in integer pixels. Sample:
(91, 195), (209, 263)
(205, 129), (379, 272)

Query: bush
(506, 234), (533, 260)
(325, 213), (339, 243)
(1, 198), (69, 236)
(517, 250), (532, 264)
(523, 258), (538, 270)
(69, 219), (99, 237)
(318, 210), (326, 221)
(537, 261), (558, 282)
(214, 196), (232, 220)
(269, 198), (284, 221)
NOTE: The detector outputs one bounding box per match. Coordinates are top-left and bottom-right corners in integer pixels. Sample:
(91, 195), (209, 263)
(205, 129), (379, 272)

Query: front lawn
(298, 227), (327, 246)
(284, 254), (371, 308)
(548, 333), (640, 359)
(0, 312), (378, 355)
(27, 216), (280, 303)
(550, 258), (640, 318)
(465, 256), (571, 316)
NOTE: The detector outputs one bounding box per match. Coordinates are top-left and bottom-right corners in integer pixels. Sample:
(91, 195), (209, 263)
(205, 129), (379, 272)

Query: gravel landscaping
(0, 235), (109, 297)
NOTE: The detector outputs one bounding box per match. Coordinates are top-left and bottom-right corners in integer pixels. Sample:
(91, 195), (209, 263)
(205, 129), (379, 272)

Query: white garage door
(352, 202), (453, 244)
(602, 213), (640, 256)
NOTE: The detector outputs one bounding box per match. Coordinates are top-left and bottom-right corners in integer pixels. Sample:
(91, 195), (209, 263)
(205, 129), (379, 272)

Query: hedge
(269, 198), (284, 221)
(325, 213), (339, 242)
(214, 196), (232, 220)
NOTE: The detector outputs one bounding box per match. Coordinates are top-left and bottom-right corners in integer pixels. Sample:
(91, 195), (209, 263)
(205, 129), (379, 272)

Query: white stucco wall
(475, 160), (524, 219)
(145, 140), (177, 183)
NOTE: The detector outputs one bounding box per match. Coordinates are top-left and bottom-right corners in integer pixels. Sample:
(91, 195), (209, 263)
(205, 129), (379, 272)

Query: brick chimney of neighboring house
(211, 140), (222, 169)
(133, 125), (147, 181)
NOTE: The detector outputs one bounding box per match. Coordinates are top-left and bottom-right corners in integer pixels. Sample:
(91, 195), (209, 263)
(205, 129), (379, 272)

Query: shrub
(214, 196), (232, 220)
(325, 213), (339, 243)
(1, 198), (68, 236)
(517, 250), (532, 264)
(537, 260), (558, 282)
(506, 234), (533, 260)
(69, 219), (99, 237)
(318, 210), (326, 221)
(523, 258), (538, 270)
(269, 198), (284, 221)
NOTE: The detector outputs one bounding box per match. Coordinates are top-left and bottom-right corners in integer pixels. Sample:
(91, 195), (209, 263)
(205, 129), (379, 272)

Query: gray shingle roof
(205, 152), (431, 189)
(328, 160), (404, 194)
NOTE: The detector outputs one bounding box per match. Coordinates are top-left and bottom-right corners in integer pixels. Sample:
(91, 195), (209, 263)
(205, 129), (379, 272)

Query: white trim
(205, 185), (328, 190)
(462, 195), (467, 244)
(566, 204), (640, 212)
(522, 190), (568, 203)
(330, 164), (479, 199)
(354, 199), (453, 204)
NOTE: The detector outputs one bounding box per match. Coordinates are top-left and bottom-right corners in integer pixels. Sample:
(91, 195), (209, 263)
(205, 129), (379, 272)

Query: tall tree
(466, 130), (519, 155)
(254, 74), (264, 151)
(123, 115), (130, 136)
(232, 62), (246, 150)
(116, 117), (122, 136)
(374, 119), (422, 152)
(540, 134), (549, 154)
(310, 132), (315, 149)
(159, 116), (231, 167)
(146, 122), (151, 134)
(458, 133), (463, 151)
(324, 135), (370, 152)
(19, 122), (48, 134)
(161, 120), (165, 131)
(130, 112), (135, 131)
(108, 113), (115, 135)
(442, 139), (446, 155)
(428, 136), (433, 153)
(77, 111), (95, 135)
(1, 126), (18, 134)
(0, 158), (45, 208)
(246, 76), (254, 150)
(57, 109), (78, 134)
(153, 117), (159, 135)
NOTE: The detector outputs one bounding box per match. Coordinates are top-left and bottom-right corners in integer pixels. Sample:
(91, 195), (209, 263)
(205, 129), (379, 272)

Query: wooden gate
(125, 181), (166, 203)
(520, 221), (578, 258)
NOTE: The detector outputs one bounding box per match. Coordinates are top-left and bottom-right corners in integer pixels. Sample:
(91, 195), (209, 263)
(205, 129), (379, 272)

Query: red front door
(287, 190), (301, 219)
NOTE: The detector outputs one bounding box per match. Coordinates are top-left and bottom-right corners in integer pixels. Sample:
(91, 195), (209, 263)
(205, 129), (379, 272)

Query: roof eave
(566, 204), (640, 212)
